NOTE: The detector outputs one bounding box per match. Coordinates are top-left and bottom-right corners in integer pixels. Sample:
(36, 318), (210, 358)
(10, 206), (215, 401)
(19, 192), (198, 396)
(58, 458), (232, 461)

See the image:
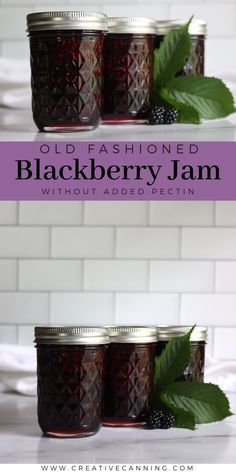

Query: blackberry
(163, 107), (179, 124)
(146, 409), (175, 429)
(146, 106), (165, 125)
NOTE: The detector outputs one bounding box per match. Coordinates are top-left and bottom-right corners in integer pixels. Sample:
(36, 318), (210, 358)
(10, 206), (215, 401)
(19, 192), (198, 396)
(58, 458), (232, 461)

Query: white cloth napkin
(205, 355), (236, 393)
(0, 58), (31, 109)
(0, 344), (36, 396)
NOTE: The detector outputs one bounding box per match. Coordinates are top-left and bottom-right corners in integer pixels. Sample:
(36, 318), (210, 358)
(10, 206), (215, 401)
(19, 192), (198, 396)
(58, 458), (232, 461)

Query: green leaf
(173, 408), (196, 430)
(164, 76), (236, 119)
(161, 382), (233, 424)
(154, 18), (192, 87)
(153, 326), (194, 391)
(162, 400), (196, 430)
(160, 88), (201, 124)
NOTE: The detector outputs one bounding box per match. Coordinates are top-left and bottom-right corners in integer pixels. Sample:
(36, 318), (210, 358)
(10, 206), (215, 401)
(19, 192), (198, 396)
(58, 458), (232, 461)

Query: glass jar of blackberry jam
(103, 326), (157, 426)
(157, 326), (207, 382)
(35, 326), (109, 438)
(156, 20), (207, 76)
(27, 11), (107, 132)
(102, 17), (156, 123)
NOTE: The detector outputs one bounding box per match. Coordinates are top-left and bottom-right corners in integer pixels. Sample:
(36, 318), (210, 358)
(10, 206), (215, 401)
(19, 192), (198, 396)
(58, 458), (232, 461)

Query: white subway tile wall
(0, 0), (235, 72)
(0, 201), (235, 361)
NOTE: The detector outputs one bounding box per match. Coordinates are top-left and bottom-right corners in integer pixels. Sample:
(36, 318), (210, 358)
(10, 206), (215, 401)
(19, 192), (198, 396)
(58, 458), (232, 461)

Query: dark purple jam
(155, 34), (205, 76)
(103, 343), (156, 426)
(29, 30), (104, 131)
(157, 340), (206, 382)
(37, 344), (106, 437)
(102, 34), (155, 123)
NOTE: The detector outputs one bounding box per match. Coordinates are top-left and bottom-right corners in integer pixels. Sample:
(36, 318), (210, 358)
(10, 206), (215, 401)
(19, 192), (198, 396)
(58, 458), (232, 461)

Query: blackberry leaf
(154, 18), (192, 87)
(160, 399), (196, 430)
(164, 76), (236, 119)
(153, 326), (195, 391)
(160, 88), (201, 124)
(161, 382), (233, 424)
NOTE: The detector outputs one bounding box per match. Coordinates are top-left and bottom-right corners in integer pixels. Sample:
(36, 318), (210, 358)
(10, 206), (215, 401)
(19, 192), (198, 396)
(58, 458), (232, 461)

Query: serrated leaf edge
(165, 76), (236, 118)
(162, 382), (234, 424)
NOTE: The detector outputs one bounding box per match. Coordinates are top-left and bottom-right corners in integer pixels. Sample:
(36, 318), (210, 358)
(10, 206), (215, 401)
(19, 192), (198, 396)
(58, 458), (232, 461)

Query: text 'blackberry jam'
(156, 325), (207, 382)
(102, 17), (156, 123)
(103, 326), (157, 426)
(35, 326), (109, 438)
(156, 19), (207, 76)
(27, 11), (107, 132)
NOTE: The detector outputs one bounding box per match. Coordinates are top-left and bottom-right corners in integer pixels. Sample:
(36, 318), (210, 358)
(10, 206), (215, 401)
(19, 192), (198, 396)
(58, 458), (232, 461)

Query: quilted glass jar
(102, 17), (156, 123)
(27, 11), (107, 132)
(35, 326), (109, 438)
(155, 20), (207, 76)
(156, 326), (207, 382)
(103, 326), (157, 426)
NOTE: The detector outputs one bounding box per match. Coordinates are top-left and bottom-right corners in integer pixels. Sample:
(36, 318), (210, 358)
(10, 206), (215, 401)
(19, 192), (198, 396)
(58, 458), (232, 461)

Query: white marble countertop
(0, 392), (235, 464)
(0, 109), (236, 142)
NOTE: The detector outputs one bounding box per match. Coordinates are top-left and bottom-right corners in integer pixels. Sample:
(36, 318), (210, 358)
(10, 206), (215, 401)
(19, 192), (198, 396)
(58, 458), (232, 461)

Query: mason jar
(102, 17), (156, 123)
(156, 325), (208, 382)
(156, 19), (207, 76)
(35, 326), (109, 437)
(27, 11), (107, 132)
(103, 326), (157, 426)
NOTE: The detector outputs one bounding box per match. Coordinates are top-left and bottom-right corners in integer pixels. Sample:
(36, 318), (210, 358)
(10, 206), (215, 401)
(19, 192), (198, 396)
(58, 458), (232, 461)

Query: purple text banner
(0, 141), (236, 200)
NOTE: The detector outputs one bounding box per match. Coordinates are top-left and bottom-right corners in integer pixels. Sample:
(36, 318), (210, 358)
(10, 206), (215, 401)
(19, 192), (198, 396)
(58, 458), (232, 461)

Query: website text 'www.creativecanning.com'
(40, 465), (194, 472)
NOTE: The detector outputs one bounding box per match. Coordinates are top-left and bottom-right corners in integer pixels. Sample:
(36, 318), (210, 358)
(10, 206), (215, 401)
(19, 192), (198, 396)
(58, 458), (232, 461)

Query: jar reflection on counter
(35, 326), (109, 438)
(156, 326), (208, 382)
(155, 20), (207, 76)
(27, 11), (107, 132)
(103, 326), (157, 426)
(102, 17), (156, 123)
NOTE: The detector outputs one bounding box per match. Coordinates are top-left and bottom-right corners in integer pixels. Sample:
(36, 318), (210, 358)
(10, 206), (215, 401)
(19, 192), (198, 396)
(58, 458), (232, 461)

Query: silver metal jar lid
(156, 325), (208, 342)
(156, 19), (207, 36)
(34, 326), (110, 345)
(27, 11), (107, 32)
(108, 326), (157, 343)
(108, 17), (157, 35)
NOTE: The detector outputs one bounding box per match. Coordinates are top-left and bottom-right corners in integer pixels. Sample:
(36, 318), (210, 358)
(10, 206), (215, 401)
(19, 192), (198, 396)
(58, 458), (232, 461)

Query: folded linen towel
(0, 344), (36, 396)
(0, 58), (31, 109)
(205, 356), (236, 393)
